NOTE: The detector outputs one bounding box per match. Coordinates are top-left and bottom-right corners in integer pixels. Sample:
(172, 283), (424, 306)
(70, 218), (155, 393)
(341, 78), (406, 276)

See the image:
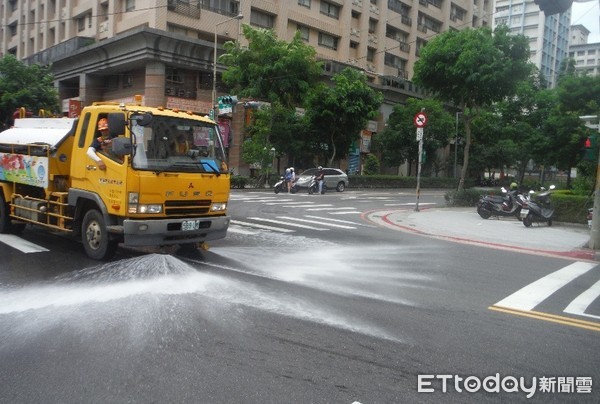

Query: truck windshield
(129, 116), (227, 174)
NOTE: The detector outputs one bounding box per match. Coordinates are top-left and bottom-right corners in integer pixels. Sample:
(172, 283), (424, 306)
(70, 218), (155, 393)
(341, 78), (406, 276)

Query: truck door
(71, 112), (128, 215)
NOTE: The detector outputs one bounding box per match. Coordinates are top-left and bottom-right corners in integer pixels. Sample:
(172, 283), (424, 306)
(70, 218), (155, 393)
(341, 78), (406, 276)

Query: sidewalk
(365, 207), (596, 261)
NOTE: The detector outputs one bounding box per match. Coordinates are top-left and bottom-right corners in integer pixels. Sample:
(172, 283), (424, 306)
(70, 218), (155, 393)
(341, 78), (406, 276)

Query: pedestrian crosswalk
(228, 192), (375, 234)
(490, 261), (600, 331)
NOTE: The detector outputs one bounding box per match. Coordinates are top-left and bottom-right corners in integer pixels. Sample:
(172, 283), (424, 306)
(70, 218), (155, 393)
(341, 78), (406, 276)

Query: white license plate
(181, 220), (200, 231)
(520, 209), (529, 217)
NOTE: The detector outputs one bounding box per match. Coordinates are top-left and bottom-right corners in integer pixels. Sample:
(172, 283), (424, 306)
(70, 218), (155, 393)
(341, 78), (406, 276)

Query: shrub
(230, 176), (249, 189)
(363, 154), (380, 175)
(444, 189), (482, 206)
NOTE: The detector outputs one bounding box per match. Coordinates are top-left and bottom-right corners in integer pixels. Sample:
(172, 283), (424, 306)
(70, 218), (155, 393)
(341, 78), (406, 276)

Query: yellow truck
(0, 98), (230, 259)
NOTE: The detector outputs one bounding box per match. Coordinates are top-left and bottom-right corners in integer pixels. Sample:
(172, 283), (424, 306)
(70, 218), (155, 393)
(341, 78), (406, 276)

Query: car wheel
(336, 182), (346, 192)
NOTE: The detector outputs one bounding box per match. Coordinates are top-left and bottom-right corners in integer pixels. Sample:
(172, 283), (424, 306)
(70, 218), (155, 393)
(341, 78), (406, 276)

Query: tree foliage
(220, 25), (323, 109)
(304, 68), (383, 166)
(373, 98), (453, 175)
(0, 55), (59, 127)
(413, 26), (532, 189)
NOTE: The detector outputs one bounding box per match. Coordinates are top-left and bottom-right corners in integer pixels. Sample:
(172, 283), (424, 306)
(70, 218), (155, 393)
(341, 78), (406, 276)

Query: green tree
(413, 26), (532, 190)
(373, 98), (453, 176)
(220, 25), (322, 109)
(0, 55), (59, 126)
(363, 153), (380, 175)
(304, 68), (383, 166)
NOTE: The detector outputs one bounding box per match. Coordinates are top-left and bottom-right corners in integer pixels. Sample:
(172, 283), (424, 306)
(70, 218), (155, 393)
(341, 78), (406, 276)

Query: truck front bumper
(120, 215), (230, 246)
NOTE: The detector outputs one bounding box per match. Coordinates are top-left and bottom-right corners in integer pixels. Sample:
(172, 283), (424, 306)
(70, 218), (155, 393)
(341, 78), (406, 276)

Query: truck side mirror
(108, 113), (126, 137)
(130, 113), (153, 127)
(112, 136), (132, 156)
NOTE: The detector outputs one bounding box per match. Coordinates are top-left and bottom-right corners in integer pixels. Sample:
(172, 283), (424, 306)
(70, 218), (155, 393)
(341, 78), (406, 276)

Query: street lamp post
(212, 14), (243, 120)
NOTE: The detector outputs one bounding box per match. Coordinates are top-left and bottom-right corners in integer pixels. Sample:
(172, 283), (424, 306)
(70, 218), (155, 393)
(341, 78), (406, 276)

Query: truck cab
(0, 100), (230, 260)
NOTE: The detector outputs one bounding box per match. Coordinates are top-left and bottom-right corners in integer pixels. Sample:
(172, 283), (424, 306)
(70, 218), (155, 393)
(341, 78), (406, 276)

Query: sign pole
(415, 128), (423, 212)
(413, 110), (427, 212)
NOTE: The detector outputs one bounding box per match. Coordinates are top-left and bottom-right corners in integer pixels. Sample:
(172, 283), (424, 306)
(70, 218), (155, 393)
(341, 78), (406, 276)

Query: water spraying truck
(0, 98), (230, 260)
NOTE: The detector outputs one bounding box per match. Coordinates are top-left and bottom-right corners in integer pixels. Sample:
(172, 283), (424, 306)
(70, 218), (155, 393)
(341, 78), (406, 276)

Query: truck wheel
(0, 197), (10, 233)
(82, 209), (118, 260)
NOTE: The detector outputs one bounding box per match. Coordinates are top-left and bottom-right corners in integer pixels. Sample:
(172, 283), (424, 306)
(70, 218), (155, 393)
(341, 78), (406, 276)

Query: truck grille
(164, 199), (211, 216)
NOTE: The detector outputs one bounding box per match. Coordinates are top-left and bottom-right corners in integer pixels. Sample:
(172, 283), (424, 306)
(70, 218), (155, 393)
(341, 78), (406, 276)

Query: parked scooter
(308, 175), (327, 195)
(477, 186), (523, 220)
(274, 176), (298, 194)
(521, 185), (556, 227)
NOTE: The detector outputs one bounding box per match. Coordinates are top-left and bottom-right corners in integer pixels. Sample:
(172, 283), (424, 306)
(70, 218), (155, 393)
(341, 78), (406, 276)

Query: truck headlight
(139, 204), (163, 214)
(128, 193), (162, 214)
(210, 202), (227, 212)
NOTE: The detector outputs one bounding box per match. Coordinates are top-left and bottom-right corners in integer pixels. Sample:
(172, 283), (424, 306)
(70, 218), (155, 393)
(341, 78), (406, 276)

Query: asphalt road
(0, 189), (598, 403)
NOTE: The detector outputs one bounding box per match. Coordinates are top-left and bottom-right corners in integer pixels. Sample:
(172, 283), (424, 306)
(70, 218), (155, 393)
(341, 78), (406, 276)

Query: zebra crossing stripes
(0, 234), (49, 253)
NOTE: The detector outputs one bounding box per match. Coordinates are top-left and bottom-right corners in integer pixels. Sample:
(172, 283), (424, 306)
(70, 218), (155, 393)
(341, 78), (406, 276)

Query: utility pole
(588, 114), (600, 249)
(414, 109), (427, 212)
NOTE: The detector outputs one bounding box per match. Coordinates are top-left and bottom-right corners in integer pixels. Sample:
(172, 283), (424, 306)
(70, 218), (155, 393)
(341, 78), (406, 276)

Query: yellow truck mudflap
(121, 215), (230, 246)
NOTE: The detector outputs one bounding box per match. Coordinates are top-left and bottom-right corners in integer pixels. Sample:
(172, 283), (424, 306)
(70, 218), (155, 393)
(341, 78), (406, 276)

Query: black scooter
(308, 176), (327, 195)
(477, 187), (523, 220)
(521, 185), (556, 227)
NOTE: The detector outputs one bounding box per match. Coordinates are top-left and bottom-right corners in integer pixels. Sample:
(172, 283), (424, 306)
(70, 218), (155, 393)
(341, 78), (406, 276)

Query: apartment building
(492, 0), (571, 88)
(0, 0), (491, 173)
(569, 24), (600, 76)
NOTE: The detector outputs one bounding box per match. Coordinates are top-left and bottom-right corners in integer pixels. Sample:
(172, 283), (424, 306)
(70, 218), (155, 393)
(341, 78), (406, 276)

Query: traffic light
(583, 134), (597, 161)
(218, 95), (238, 106)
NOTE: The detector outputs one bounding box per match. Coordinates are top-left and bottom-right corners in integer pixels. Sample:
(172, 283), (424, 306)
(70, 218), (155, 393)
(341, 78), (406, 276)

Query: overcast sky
(571, 1), (600, 43)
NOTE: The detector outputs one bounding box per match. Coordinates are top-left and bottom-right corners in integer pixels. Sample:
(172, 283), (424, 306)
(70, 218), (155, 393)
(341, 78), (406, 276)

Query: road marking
(494, 261), (596, 311)
(383, 202), (437, 207)
(278, 216), (356, 229)
(329, 211), (361, 215)
(247, 217), (328, 231)
(306, 207), (356, 211)
(489, 306), (600, 332)
(564, 279), (600, 320)
(230, 220), (294, 233)
(0, 234), (49, 253)
(305, 215), (372, 227)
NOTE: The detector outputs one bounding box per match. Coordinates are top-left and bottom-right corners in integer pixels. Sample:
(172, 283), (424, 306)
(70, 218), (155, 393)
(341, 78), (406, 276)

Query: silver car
(295, 168), (349, 192)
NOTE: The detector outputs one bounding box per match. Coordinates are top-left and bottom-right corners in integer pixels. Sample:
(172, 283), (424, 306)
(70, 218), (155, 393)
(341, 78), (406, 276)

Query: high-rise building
(0, 0), (491, 173)
(569, 24), (600, 76)
(492, 0), (571, 88)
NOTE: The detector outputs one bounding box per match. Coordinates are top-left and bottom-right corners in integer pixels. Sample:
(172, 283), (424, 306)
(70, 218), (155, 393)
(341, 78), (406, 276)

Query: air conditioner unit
(99, 21), (109, 33)
(350, 28), (359, 36)
(367, 63), (376, 71)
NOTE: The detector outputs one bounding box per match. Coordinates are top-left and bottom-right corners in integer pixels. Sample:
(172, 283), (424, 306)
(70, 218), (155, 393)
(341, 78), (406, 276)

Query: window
(297, 24), (310, 41)
(369, 19), (377, 34)
(77, 16), (86, 32)
(367, 48), (375, 62)
(9, 23), (17, 37)
(199, 0), (239, 15)
(298, 0), (311, 7)
(320, 1), (340, 19)
(251, 10), (274, 28)
(318, 32), (338, 50)
(350, 41), (358, 49)
(126, 0), (135, 12)
(384, 52), (406, 70)
(166, 67), (184, 84)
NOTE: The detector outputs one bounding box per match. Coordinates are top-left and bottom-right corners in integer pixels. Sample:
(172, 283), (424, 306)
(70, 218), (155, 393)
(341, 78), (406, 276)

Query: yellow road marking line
(489, 305), (600, 332)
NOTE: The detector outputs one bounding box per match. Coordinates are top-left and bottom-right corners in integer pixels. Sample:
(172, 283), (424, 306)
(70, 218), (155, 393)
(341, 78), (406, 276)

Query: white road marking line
(304, 215), (370, 227)
(329, 211), (361, 215)
(227, 226), (259, 235)
(306, 207), (355, 211)
(383, 202), (437, 206)
(277, 216), (356, 229)
(563, 279), (600, 320)
(0, 234), (49, 253)
(247, 217), (328, 231)
(283, 204), (333, 208)
(265, 201), (313, 205)
(494, 262), (597, 311)
(230, 220), (295, 233)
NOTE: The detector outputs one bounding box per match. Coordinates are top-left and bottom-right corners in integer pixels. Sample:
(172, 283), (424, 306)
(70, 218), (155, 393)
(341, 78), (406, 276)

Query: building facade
(492, 0), (571, 88)
(0, 0), (491, 174)
(569, 24), (600, 77)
